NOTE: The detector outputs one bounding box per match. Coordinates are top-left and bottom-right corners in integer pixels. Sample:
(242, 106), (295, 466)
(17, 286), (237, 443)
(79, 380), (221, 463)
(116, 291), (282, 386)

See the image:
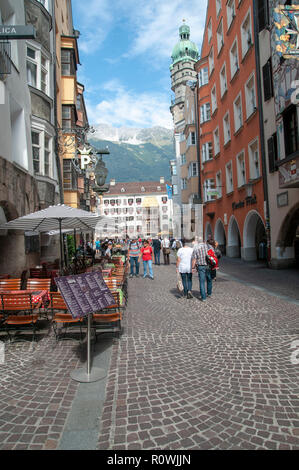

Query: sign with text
(55, 271), (116, 319)
(0, 25), (36, 40)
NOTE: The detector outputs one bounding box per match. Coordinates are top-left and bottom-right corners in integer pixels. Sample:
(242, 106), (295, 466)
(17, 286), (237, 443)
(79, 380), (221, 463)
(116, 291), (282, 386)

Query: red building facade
(196, 0), (267, 260)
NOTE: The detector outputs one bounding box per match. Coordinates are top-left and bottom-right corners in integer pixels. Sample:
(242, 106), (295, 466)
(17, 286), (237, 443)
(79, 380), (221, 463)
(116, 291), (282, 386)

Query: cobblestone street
(0, 257), (298, 450)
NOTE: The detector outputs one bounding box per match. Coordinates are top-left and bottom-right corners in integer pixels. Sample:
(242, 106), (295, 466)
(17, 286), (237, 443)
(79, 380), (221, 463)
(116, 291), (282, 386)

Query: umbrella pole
(59, 219), (64, 273)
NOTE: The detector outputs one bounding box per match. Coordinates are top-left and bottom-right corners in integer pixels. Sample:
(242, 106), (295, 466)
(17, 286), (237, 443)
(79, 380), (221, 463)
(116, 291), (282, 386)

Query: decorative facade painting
(274, 4), (299, 59)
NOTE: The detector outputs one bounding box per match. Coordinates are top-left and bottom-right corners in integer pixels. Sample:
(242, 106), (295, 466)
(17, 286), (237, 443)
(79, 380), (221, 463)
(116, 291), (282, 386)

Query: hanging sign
(0, 25), (36, 40)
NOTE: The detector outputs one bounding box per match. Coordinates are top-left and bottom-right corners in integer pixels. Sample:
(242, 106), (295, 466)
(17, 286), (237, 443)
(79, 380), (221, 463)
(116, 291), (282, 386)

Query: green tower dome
(171, 22), (199, 65)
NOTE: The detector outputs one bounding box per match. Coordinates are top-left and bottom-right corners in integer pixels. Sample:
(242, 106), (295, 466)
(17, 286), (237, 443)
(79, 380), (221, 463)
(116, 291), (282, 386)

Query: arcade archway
(227, 216), (241, 258)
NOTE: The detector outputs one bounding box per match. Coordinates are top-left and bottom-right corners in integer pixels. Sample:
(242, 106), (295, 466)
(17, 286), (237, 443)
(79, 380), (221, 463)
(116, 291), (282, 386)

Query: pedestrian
(207, 238), (221, 281)
(152, 236), (162, 265)
(128, 237), (141, 278)
(95, 238), (101, 254)
(176, 239), (193, 299)
(191, 237), (215, 301)
(105, 242), (113, 259)
(161, 236), (170, 265)
(172, 238), (182, 257)
(139, 239), (154, 280)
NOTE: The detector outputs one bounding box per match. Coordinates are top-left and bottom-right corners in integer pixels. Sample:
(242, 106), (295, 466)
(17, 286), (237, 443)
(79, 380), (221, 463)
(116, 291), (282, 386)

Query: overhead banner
(55, 271), (115, 319)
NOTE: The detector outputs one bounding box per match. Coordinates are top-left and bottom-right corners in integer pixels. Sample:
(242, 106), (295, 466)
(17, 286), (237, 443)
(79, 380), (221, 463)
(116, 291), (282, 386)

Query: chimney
(110, 179), (116, 186)
(160, 176), (165, 184)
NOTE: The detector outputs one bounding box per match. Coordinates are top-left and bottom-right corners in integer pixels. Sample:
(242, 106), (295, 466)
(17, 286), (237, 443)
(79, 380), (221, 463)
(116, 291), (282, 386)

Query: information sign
(55, 271), (115, 319)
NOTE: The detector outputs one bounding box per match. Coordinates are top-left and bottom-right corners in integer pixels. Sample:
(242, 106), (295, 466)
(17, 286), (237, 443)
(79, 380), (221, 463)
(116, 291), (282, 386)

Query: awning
(141, 196), (159, 208)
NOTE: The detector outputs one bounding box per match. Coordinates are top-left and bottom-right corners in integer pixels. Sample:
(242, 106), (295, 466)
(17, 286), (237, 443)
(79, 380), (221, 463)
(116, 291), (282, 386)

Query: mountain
(89, 125), (175, 183)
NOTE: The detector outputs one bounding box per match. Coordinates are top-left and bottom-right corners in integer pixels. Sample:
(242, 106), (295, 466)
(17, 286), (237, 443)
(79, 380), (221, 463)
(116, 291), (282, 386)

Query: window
(230, 39), (239, 79)
(209, 47), (214, 75)
(233, 94), (243, 132)
(216, 0), (222, 17)
(188, 162), (198, 178)
(248, 139), (260, 179)
(211, 84), (217, 114)
(62, 105), (76, 130)
(61, 48), (76, 76)
(181, 153), (186, 165)
(217, 19), (224, 54)
(267, 133), (278, 173)
(187, 132), (196, 147)
(245, 73), (256, 118)
(216, 171), (222, 198)
(227, 0), (236, 30)
(208, 18), (212, 43)
(236, 151), (246, 187)
(171, 164), (177, 176)
(199, 67), (209, 87)
(31, 129), (52, 176)
(223, 112), (231, 144)
(26, 45), (49, 94)
(32, 131), (40, 174)
(200, 103), (211, 123)
(181, 178), (187, 190)
(258, 0), (269, 32)
(204, 179), (216, 202)
(283, 105), (298, 157)
(213, 127), (220, 156)
(262, 59), (273, 101)
(220, 63), (227, 97)
(225, 161), (234, 193)
(202, 142), (213, 163)
(63, 159), (77, 190)
(173, 184), (178, 195)
(241, 9), (253, 58)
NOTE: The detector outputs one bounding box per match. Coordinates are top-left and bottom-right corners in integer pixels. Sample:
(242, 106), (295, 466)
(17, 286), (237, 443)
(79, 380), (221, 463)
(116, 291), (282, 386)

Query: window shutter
(263, 60), (273, 101)
(267, 133), (278, 173)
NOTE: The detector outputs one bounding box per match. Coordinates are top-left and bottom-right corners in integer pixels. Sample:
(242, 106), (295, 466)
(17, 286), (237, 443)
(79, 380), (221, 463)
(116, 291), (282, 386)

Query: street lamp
(245, 181), (254, 198)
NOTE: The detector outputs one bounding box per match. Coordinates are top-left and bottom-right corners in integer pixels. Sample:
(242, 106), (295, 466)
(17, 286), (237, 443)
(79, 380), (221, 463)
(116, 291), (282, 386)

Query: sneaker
(187, 291), (193, 299)
(150, 277), (154, 280)
(201, 298), (207, 302)
(129, 274), (133, 279)
(143, 275), (147, 279)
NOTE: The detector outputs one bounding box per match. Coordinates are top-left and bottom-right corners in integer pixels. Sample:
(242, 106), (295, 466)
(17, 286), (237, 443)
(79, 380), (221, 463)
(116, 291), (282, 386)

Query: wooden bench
(0, 279), (21, 290)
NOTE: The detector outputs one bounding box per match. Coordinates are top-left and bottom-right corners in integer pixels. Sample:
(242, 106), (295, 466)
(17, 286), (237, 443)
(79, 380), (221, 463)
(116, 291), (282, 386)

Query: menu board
(55, 271), (116, 319)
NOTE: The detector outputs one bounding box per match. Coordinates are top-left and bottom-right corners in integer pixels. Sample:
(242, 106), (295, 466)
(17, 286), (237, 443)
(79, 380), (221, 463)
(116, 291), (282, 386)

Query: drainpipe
(52, 0), (64, 204)
(253, 0), (271, 266)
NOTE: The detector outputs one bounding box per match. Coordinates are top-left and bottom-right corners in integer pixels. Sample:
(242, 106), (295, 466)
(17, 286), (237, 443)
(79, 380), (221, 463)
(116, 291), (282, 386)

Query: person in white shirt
(176, 239), (194, 298)
(161, 237), (170, 265)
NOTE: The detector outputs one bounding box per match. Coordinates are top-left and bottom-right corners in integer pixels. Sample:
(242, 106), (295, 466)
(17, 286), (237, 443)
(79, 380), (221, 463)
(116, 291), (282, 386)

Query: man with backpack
(128, 237), (141, 278)
(191, 237), (215, 302)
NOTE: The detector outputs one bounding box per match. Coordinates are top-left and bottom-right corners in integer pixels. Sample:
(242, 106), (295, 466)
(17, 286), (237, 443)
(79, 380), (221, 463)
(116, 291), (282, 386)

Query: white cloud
(86, 82), (173, 129)
(73, 0), (207, 60)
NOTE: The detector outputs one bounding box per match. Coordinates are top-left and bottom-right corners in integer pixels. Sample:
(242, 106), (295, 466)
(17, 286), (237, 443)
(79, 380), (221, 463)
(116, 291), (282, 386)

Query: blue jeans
(154, 250), (160, 264)
(197, 266), (212, 300)
(143, 260), (153, 278)
(180, 273), (192, 296)
(130, 256), (139, 276)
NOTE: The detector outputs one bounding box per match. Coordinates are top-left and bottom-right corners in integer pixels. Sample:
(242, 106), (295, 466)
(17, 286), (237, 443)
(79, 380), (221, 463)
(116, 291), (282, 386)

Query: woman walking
(139, 240), (154, 280)
(176, 239), (193, 298)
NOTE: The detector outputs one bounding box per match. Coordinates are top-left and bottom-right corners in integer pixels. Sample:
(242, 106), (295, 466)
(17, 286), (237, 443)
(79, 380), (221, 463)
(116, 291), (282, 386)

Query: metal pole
(87, 313), (91, 376)
(59, 219), (63, 273)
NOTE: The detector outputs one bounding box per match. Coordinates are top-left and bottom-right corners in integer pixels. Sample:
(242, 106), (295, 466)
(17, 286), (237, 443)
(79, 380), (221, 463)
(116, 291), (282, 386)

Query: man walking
(191, 237), (214, 301)
(152, 237), (161, 265)
(161, 236), (170, 265)
(128, 237), (140, 278)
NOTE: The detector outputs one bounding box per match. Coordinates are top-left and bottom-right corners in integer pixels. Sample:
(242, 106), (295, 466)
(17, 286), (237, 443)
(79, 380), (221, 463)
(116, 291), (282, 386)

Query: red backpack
(206, 248), (218, 269)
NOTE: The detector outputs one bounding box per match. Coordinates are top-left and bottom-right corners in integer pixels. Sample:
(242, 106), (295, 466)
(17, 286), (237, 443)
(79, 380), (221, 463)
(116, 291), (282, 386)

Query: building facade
(99, 179), (173, 239)
(194, 0), (267, 260)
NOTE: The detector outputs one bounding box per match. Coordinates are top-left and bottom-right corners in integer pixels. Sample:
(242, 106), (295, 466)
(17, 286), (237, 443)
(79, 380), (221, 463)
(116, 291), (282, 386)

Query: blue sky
(72, 0), (207, 130)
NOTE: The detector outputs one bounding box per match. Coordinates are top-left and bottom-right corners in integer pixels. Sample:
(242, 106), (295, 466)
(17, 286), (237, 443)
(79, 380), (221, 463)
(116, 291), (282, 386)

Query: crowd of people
(92, 235), (222, 301)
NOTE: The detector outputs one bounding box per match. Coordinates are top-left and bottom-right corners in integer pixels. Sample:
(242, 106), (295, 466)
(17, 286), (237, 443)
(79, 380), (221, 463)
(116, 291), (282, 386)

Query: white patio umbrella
(2, 204), (108, 270)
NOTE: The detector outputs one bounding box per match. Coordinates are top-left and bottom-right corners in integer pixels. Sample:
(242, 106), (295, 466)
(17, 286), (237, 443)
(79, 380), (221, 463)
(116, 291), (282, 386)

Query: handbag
(163, 247), (170, 255)
(177, 271), (184, 292)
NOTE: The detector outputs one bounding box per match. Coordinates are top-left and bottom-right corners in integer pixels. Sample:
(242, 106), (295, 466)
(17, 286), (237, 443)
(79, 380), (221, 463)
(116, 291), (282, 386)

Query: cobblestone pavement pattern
(0, 257), (298, 450)
(97, 259), (299, 450)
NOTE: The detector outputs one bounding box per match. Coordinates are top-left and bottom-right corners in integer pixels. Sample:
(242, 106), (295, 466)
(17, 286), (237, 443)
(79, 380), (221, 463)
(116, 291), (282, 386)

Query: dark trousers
(163, 249), (170, 264)
(180, 273), (192, 296)
(129, 256), (139, 276)
(154, 250), (160, 265)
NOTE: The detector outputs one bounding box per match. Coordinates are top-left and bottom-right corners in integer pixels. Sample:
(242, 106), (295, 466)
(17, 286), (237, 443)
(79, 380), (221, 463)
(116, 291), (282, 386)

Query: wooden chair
(104, 278), (127, 309)
(50, 292), (83, 343)
(0, 279), (21, 290)
(29, 268), (47, 279)
(92, 291), (122, 339)
(0, 292), (40, 342)
(26, 278), (51, 291)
